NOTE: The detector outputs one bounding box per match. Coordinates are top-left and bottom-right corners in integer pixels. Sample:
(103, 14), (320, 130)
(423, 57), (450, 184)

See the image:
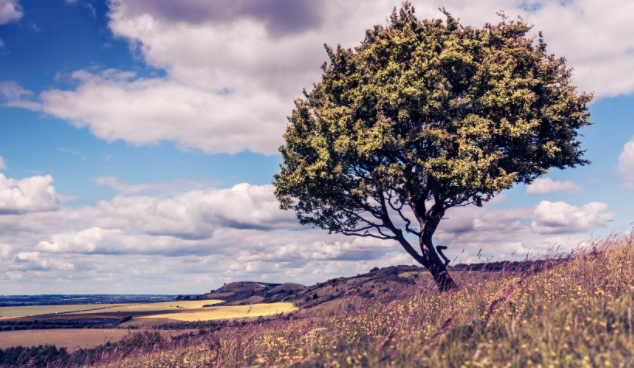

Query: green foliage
(273, 3), (592, 251)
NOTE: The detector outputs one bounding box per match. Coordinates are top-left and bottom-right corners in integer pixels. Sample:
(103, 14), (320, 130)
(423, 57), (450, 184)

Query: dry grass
(90, 231), (634, 367)
(138, 302), (296, 322)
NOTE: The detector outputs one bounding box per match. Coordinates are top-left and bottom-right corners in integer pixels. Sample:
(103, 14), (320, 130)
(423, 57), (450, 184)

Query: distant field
(0, 304), (124, 318)
(73, 299), (223, 315)
(2, 300), (295, 326)
(139, 302), (296, 321)
(0, 329), (198, 350)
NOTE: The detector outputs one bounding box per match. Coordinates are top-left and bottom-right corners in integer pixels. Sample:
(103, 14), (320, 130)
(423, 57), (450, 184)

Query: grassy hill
(3, 232), (633, 367)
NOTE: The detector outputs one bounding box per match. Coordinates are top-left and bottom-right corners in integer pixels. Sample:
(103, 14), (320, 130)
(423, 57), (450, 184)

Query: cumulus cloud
(435, 198), (613, 262)
(0, 174), (62, 214)
(0, 0), (21, 25)
(0, 81), (40, 110)
(13, 251), (74, 271)
(37, 70), (287, 154)
(35, 227), (209, 255)
(2, 0), (630, 155)
(90, 183), (299, 239)
(526, 178), (583, 195)
(531, 201), (613, 234)
(618, 137), (634, 189)
(116, 0), (327, 36)
(0, 174), (616, 293)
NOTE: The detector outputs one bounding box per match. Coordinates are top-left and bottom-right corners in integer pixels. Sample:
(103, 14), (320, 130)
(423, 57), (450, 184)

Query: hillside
(2, 236), (631, 367)
(196, 265), (423, 307)
(112, 236), (634, 367)
(196, 259), (563, 309)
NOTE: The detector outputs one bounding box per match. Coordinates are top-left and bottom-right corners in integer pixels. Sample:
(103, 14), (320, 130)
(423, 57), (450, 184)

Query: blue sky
(0, 0), (633, 294)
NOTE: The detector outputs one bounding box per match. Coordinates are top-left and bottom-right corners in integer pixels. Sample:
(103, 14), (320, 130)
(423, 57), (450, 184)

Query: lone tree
(273, 3), (592, 291)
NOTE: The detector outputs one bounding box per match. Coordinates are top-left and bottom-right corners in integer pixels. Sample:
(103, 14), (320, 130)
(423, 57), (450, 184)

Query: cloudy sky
(0, 0), (632, 294)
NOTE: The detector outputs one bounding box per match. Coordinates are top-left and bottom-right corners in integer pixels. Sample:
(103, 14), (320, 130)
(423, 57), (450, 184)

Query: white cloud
(0, 174), (616, 293)
(618, 137), (634, 189)
(435, 198), (613, 261)
(0, 0), (22, 25)
(13, 251), (74, 271)
(0, 156), (5, 169)
(0, 174), (62, 214)
(89, 183), (299, 239)
(0, 243), (15, 258)
(2, 0), (630, 155)
(526, 178), (583, 195)
(0, 81), (40, 110)
(37, 70), (287, 154)
(531, 201), (613, 234)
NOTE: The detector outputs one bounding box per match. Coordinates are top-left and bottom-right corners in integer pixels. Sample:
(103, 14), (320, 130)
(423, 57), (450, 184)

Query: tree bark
(420, 233), (458, 292)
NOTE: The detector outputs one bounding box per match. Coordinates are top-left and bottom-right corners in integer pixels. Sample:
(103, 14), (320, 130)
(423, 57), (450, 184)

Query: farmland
(73, 300), (224, 314)
(0, 329), (135, 350)
(137, 302), (296, 322)
(1, 299), (294, 325)
(0, 304), (124, 318)
(0, 299), (297, 350)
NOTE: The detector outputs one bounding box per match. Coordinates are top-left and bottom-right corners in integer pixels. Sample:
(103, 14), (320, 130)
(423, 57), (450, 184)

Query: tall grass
(10, 231), (634, 367)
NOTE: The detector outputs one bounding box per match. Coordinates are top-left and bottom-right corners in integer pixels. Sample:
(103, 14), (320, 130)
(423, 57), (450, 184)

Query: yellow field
(0, 304), (124, 318)
(74, 299), (224, 314)
(1, 300), (294, 324)
(139, 302), (296, 321)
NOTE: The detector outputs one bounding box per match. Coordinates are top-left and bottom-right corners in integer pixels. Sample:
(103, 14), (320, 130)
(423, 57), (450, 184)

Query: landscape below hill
(2, 234), (630, 367)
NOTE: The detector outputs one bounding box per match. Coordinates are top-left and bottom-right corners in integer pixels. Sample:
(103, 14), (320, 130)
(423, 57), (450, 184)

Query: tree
(273, 3), (593, 291)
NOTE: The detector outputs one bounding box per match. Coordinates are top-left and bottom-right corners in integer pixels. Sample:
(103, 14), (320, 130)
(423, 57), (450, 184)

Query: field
(0, 299), (297, 353)
(0, 329), (138, 349)
(63, 232), (634, 368)
(2, 299), (295, 324)
(137, 302), (296, 321)
(73, 300), (223, 314)
(0, 304), (124, 318)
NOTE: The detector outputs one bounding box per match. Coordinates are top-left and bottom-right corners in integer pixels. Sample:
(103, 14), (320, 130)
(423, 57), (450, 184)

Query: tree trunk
(420, 233), (458, 292)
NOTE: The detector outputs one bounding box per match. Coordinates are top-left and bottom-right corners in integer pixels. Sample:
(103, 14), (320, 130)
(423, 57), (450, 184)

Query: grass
(92, 231), (634, 367)
(0, 304), (124, 318)
(138, 302), (296, 322)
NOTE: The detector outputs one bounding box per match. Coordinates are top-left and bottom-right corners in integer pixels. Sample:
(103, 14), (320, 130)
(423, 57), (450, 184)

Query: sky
(0, 0), (633, 295)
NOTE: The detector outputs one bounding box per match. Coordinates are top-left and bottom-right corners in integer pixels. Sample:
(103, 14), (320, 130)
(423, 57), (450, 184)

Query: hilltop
(195, 258), (565, 310)
(196, 265), (424, 308)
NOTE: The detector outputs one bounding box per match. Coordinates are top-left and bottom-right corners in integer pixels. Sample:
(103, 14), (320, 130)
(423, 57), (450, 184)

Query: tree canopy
(273, 3), (593, 291)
